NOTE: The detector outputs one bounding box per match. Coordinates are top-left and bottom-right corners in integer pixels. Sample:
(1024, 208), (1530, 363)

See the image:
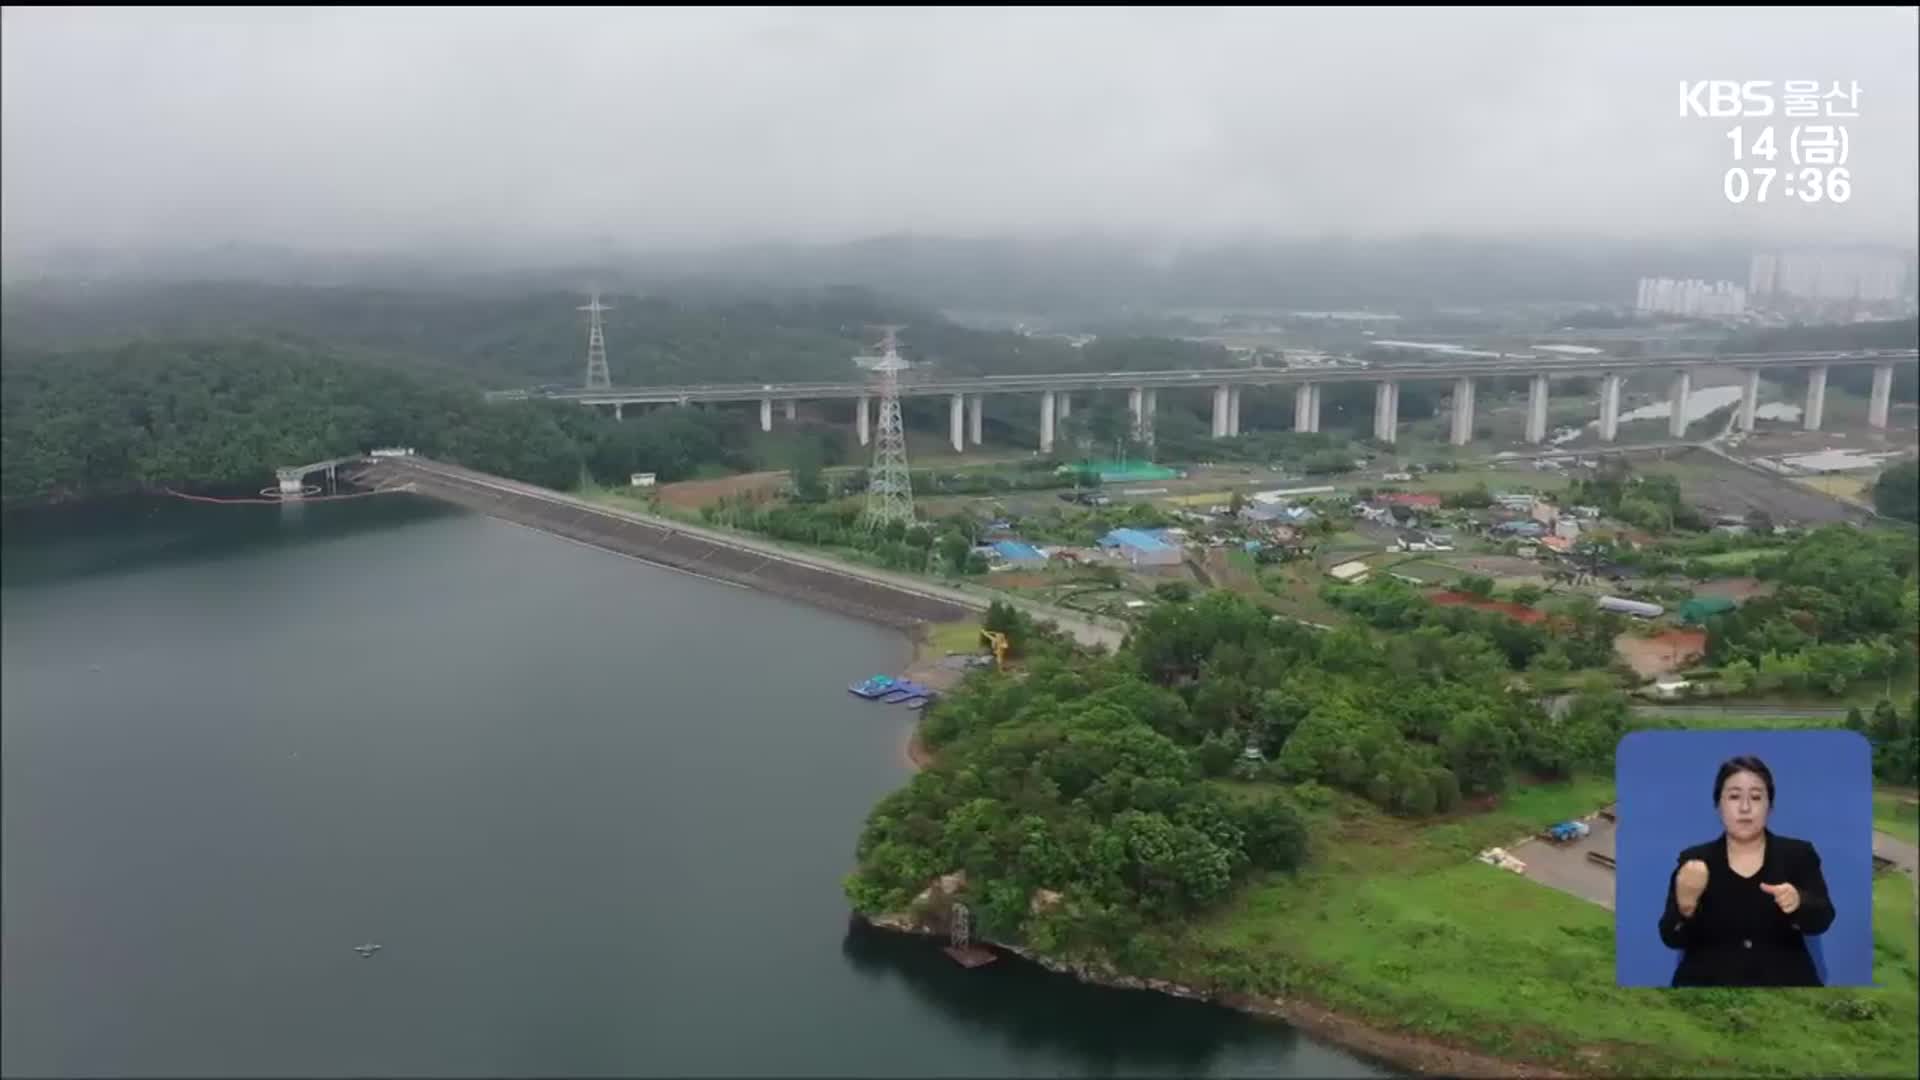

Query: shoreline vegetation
(850, 590), (1919, 1079)
(886, 682), (1570, 1078)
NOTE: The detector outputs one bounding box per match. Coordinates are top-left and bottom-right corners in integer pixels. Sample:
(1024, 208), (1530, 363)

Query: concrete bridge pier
(760, 398), (773, 433)
(857, 395), (870, 446)
(1737, 369), (1760, 432)
(784, 399), (797, 423)
(1373, 381), (1400, 443)
(1040, 390), (1057, 454)
(968, 394), (983, 445)
(1668, 370), (1692, 439)
(1870, 364), (1893, 429)
(1211, 385), (1231, 438)
(1294, 383), (1321, 434)
(1599, 374), (1623, 442)
(1228, 386), (1242, 436)
(614, 402), (624, 421)
(1525, 374), (1549, 444)
(1803, 365), (1828, 431)
(1057, 393), (1071, 421)
(1129, 387), (1145, 439)
(1142, 389), (1156, 445)
(1449, 377), (1476, 446)
(949, 393), (965, 453)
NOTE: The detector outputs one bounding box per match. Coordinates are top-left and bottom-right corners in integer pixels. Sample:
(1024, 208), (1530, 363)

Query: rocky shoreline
(855, 911), (1573, 1079)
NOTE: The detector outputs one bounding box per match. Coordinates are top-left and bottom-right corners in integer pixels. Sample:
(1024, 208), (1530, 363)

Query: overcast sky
(3, 6), (1916, 254)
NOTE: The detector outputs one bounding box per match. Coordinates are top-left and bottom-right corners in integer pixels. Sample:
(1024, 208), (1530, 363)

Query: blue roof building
(989, 540), (1048, 565)
(1098, 528), (1184, 567)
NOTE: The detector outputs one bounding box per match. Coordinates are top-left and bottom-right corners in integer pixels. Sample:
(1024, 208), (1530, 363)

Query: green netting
(1068, 460), (1181, 483)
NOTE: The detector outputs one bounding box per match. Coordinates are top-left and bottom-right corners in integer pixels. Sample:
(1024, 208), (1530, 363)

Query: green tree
(1874, 460), (1919, 522)
(1195, 732), (1238, 778)
(1455, 575), (1496, 599)
(1234, 796), (1307, 870)
(790, 449), (826, 502)
(937, 532), (973, 574)
(1441, 713), (1512, 796)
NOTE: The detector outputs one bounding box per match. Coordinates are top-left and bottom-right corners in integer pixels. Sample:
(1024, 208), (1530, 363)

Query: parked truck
(1543, 820), (1591, 843)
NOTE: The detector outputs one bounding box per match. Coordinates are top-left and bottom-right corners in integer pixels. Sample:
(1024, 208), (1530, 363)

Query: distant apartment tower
(1634, 277), (1746, 318)
(1748, 251), (1910, 302)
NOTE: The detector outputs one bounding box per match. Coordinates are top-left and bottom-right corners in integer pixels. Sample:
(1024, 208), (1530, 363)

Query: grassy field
(1875, 789), (1920, 846)
(924, 619), (985, 657)
(1252, 564), (1348, 626)
(1167, 777), (1919, 1078)
(1378, 557), (1456, 584)
(1795, 474), (1874, 504)
(1693, 548), (1774, 569)
(1395, 467), (1569, 496)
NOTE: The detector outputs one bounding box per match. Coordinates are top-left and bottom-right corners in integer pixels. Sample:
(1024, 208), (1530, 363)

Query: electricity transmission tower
(857, 325), (915, 529)
(580, 291), (612, 390)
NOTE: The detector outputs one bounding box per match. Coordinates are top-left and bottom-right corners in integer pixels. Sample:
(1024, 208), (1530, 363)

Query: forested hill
(0, 340), (792, 508)
(0, 280), (1232, 388)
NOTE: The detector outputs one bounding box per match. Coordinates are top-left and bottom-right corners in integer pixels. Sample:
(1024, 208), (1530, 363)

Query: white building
(1634, 277), (1747, 317)
(1750, 251), (1911, 303)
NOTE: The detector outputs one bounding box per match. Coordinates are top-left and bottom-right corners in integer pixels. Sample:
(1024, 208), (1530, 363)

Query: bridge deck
(498, 349), (1917, 405)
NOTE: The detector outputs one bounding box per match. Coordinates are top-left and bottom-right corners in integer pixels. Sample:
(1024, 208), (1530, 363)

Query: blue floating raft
(851, 675), (937, 707)
(849, 675), (899, 699)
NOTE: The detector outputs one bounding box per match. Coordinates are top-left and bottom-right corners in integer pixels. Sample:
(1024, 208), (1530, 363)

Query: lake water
(1, 495), (1387, 1078)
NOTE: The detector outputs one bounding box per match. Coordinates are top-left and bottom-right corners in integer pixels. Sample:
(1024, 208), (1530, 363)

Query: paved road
(1629, 704), (1853, 719)
(1508, 815), (1918, 913)
(1544, 695), (1854, 721)
(1508, 811), (1619, 910)
(1876, 832), (1919, 876)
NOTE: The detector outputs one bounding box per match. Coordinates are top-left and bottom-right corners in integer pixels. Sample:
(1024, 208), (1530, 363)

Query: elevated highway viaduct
(491, 349), (1916, 453)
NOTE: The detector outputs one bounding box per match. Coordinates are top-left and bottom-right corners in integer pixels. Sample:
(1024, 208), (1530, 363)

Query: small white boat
(353, 943), (383, 957)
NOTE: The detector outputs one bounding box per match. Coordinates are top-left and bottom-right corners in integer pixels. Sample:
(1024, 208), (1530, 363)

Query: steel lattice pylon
(859, 327), (915, 529)
(580, 292), (612, 390)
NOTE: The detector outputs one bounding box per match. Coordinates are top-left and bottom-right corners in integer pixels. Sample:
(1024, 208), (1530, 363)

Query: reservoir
(1, 495), (1386, 1078)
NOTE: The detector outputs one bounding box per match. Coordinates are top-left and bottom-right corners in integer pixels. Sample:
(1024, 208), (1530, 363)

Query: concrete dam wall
(353, 457), (975, 631)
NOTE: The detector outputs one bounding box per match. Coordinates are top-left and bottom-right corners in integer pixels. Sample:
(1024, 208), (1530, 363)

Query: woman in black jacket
(1659, 755), (1835, 987)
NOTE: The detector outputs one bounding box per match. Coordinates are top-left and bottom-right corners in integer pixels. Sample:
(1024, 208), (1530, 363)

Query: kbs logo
(1679, 81), (1775, 118)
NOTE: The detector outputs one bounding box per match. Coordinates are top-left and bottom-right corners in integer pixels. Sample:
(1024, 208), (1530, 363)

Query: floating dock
(850, 675), (899, 699)
(850, 675), (937, 706)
